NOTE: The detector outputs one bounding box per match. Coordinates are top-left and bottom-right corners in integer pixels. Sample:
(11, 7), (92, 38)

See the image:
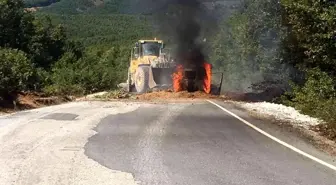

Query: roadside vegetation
(1, 0), (152, 101)
(1, 0), (336, 137)
(209, 0), (336, 138)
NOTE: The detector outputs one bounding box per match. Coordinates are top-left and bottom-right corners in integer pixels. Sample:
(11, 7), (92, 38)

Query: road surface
(0, 100), (335, 185)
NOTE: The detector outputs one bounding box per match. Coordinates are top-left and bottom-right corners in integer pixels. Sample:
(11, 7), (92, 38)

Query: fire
(203, 62), (212, 94)
(173, 64), (184, 92)
(172, 62), (212, 94)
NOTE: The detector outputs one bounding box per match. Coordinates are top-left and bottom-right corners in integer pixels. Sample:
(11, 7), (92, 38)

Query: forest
(1, 0), (336, 134)
(24, 0), (60, 7)
(34, 0), (130, 14)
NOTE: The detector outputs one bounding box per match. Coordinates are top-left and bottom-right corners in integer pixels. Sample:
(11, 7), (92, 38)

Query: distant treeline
(24, 0), (60, 7)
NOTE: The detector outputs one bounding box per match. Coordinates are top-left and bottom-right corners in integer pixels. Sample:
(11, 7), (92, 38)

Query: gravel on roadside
(236, 101), (323, 129)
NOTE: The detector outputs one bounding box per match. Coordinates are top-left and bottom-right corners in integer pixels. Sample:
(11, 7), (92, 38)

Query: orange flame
(173, 64), (184, 92)
(203, 62), (212, 94)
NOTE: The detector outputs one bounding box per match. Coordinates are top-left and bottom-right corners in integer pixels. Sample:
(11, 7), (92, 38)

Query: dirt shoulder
(230, 101), (336, 156)
(0, 92), (73, 115)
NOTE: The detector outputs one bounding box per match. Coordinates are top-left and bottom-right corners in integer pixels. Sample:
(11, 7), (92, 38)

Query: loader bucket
(148, 67), (174, 89)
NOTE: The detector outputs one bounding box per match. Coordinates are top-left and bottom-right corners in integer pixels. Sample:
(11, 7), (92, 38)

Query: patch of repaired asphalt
(84, 106), (162, 173)
(42, 113), (78, 121)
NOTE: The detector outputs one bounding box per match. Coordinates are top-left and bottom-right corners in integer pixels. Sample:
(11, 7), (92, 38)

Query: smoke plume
(131, 0), (217, 67)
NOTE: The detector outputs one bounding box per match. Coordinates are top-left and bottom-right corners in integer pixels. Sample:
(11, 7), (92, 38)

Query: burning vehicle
(172, 51), (213, 94)
(125, 0), (222, 95)
(126, 39), (222, 94)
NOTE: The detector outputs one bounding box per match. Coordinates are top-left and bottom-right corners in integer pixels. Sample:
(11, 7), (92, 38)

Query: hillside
(26, 0), (240, 14)
(31, 0), (239, 49)
(26, 0), (130, 14)
(41, 13), (153, 47)
(31, 0), (155, 48)
(25, 0), (60, 7)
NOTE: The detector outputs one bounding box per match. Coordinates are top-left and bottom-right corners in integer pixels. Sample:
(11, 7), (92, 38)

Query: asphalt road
(0, 100), (335, 185)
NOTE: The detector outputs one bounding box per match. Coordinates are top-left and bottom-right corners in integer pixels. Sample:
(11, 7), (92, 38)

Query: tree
(210, 0), (290, 92)
(28, 16), (68, 69)
(0, 0), (35, 49)
(281, 0), (336, 74)
(0, 48), (34, 96)
(1, 0), (71, 69)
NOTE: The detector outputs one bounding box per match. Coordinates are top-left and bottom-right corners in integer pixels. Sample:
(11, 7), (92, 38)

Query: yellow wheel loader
(126, 38), (224, 94)
(127, 39), (176, 93)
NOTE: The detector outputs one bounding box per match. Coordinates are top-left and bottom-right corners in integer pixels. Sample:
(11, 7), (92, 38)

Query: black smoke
(173, 0), (205, 67)
(130, 0), (217, 67)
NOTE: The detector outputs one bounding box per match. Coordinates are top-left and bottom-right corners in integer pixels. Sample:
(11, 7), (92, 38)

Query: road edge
(207, 100), (336, 171)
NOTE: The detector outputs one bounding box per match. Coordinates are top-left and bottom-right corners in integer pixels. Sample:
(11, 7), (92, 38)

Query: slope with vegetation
(24, 0), (60, 7)
(1, 0), (153, 99)
(34, 0), (130, 14)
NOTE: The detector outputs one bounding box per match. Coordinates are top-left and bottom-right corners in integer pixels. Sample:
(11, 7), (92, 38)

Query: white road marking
(207, 100), (336, 171)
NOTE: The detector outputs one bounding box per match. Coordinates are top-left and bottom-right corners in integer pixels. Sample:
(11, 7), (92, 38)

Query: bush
(45, 46), (128, 96)
(44, 52), (85, 95)
(288, 68), (336, 129)
(0, 48), (35, 96)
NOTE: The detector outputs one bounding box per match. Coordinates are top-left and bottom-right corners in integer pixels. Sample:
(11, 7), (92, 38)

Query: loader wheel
(135, 66), (149, 93)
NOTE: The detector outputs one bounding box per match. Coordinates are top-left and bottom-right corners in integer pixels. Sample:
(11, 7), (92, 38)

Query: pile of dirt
(135, 90), (223, 101)
(0, 92), (73, 113)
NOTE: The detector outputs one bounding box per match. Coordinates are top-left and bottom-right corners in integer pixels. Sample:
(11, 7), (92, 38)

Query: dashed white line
(207, 100), (336, 171)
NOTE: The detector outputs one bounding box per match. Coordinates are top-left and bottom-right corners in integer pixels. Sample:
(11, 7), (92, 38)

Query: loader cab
(132, 40), (164, 59)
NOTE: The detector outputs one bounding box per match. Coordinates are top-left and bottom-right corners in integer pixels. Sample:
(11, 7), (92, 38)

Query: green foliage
(1, 0), (75, 70)
(0, 48), (34, 95)
(29, 2), (153, 96)
(27, 17), (70, 69)
(37, 13), (153, 47)
(39, 0), (128, 14)
(210, 0), (336, 131)
(0, 0), (35, 49)
(46, 46), (129, 95)
(210, 0), (290, 92)
(0, 0), (82, 98)
(24, 0), (60, 7)
(287, 68), (336, 129)
(44, 52), (84, 95)
(281, 0), (336, 73)
(279, 0), (336, 130)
